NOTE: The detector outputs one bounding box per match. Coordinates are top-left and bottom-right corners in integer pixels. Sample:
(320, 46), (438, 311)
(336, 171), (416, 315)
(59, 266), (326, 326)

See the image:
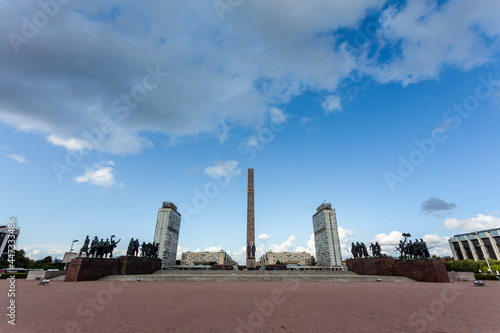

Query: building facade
(258, 251), (311, 266)
(180, 251), (235, 266)
(448, 228), (500, 261)
(313, 203), (342, 266)
(0, 225), (20, 260)
(153, 202), (181, 267)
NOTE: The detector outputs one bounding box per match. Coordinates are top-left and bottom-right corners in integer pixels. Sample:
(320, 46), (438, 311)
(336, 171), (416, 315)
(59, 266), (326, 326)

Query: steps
(100, 270), (413, 282)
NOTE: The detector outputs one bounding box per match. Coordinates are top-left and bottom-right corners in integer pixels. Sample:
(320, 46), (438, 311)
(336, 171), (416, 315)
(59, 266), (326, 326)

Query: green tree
(0, 259), (9, 268)
(310, 256), (317, 266)
(40, 256), (53, 264)
(14, 250), (32, 268)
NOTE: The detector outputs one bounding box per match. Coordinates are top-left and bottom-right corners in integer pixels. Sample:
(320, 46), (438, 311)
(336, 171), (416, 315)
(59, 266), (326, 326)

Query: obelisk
(246, 168), (256, 269)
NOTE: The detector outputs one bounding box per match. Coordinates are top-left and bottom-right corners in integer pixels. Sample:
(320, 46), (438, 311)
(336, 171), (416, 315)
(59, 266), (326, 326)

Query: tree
(14, 250), (32, 268)
(310, 256), (317, 266)
(40, 256), (53, 264)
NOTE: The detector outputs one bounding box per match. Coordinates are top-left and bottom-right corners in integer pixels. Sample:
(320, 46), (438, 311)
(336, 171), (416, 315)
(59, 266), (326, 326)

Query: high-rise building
(153, 202), (181, 267)
(0, 224), (20, 260)
(312, 203), (342, 267)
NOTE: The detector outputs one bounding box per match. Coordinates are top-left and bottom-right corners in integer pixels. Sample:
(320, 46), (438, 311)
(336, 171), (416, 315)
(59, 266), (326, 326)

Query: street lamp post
(64, 239), (79, 270)
(470, 233), (492, 274)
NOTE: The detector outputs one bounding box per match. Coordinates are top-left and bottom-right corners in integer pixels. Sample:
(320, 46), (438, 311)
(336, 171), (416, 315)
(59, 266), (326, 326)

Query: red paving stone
(0, 280), (498, 333)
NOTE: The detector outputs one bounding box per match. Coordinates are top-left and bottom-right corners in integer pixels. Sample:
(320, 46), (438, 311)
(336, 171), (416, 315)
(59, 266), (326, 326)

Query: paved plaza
(1, 279), (498, 332)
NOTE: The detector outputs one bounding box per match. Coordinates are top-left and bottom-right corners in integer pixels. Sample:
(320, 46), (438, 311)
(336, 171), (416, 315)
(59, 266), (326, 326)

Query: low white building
(181, 251), (235, 266)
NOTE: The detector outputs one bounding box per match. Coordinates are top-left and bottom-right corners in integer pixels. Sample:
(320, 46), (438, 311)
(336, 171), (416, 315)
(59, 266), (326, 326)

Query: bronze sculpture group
(351, 242), (368, 258)
(140, 241), (159, 258)
(351, 241), (382, 258)
(396, 233), (430, 259)
(351, 233), (430, 259)
(78, 235), (121, 258)
(77, 235), (159, 259)
(126, 238), (159, 258)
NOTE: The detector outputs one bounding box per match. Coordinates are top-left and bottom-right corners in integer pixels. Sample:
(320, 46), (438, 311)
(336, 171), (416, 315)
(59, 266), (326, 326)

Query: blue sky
(1, 0), (500, 264)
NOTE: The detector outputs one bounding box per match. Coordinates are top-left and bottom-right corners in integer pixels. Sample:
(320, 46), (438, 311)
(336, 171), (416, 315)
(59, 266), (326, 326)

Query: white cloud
(269, 107), (287, 125)
(296, 233), (316, 255)
(204, 160), (241, 180)
(258, 233), (271, 242)
(215, 123), (230, 144)
(321, 95), (342, 114)
(1, 1), (498, 154)
(21, 244), (67, 260)
(227, 246), (247, 265)
(177, 244), (189, 259)
(338, 226), (355, 259)
(370, 230), (405, 256)
(244, 136), (260, 149)
(269, 235), (296, 253)
(7, 153), (29, 165)
(74, 161), (123, 189)
(298, 117), (311, 126)
(421, 234), (452, 257)
(444, 214), (500, 232)
(367, 0), (500, 86)
(46, 134), (89, 152)
(204, 246), (222, 252)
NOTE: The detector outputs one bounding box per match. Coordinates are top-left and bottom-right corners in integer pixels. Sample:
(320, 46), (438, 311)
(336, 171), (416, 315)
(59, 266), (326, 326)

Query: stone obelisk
(246, 168), (256, 269)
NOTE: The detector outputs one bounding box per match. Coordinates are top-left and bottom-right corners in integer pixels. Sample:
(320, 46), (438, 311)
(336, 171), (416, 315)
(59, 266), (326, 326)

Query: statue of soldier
(108, 236), (120, 258)
(421, 238), (430, 258)
(375, 242), (381, 257)
(96, 238), (106, 258)
(407, 240), (415, 260)
(247, 244), (252, 259)
(355, 242), (361, 258)
(414, 239), (423, 258)
(369, 243), (376, 257)
(146, 243), (151, 258)
(351, 242), (358, 258)
(102, 238), (110, 258)
(141, 242), (147, 257)
(397, 240), (406, 259)
(78, 235), (90, 257)
(126, 238), (134, 256)
(361, 242), (369, 258)
(133, 239), (140, 256)
(251, 243), (256, 258)
(89, 236), (99, 258)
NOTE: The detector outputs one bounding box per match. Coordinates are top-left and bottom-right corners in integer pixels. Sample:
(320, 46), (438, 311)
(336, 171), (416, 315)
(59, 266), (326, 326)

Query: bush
(449, 259), (479, 272)
(479, 264), (500, 274)
(0, 273), (27, 279)
(474, 274), (500, 281)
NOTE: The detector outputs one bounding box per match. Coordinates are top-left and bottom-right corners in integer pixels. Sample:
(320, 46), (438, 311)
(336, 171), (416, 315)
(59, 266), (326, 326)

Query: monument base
(246, 259), (256, 270)
(346, 258), (449, 282)
(65, 256), (161, 282)
(210, 264), (234, 270)
(118, 256), (162, 275)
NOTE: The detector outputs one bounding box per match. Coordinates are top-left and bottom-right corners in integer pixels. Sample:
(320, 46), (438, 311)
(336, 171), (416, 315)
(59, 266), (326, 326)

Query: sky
(1, 0), (500, 265)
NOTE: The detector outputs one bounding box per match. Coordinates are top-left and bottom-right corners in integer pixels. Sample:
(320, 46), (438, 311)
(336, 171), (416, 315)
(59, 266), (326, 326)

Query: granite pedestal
(65, 256), (161, 282)
(346, 257), (449, 282)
